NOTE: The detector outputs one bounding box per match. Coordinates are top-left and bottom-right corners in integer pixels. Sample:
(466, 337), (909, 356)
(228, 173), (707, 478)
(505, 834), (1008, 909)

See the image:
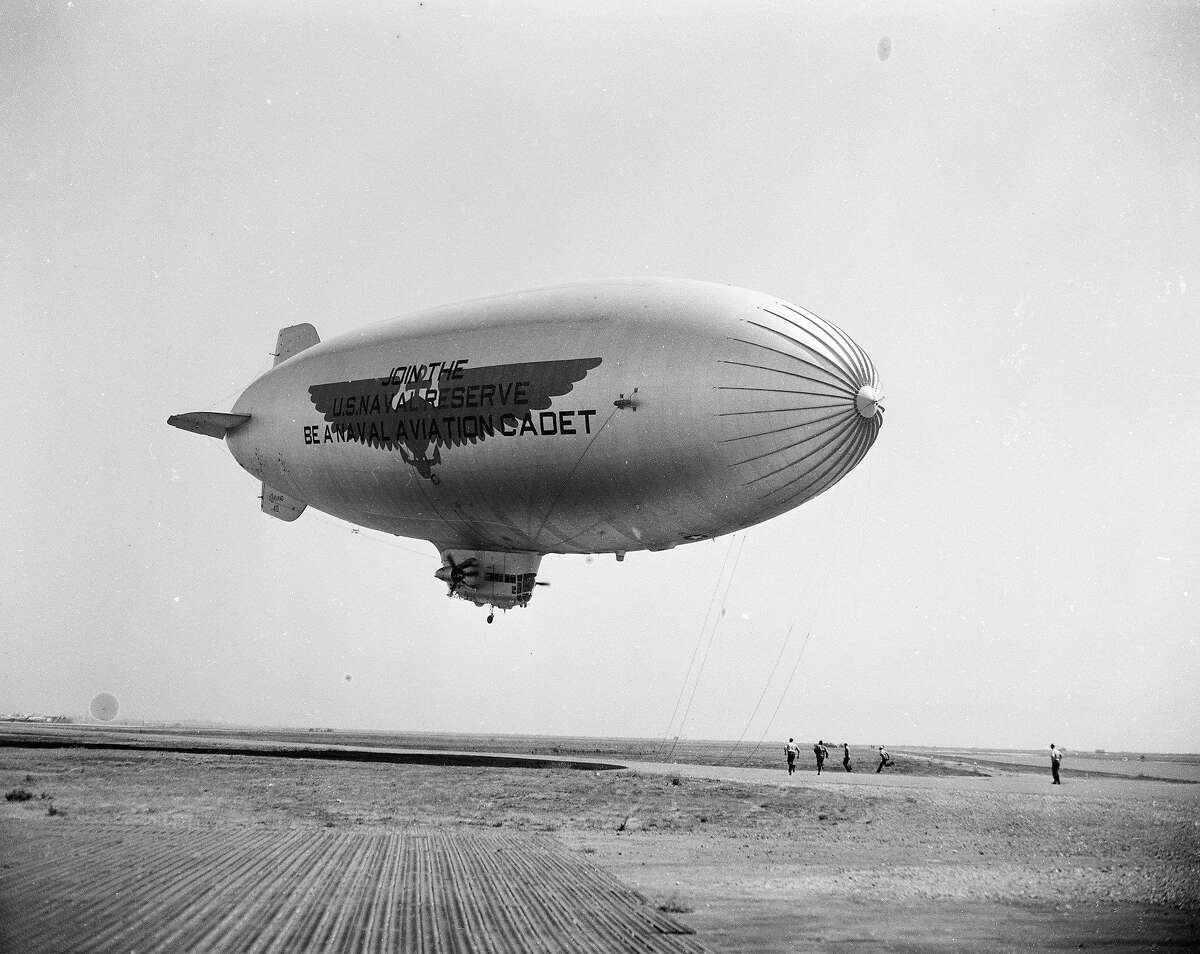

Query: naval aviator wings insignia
(308, 356), (603, 482)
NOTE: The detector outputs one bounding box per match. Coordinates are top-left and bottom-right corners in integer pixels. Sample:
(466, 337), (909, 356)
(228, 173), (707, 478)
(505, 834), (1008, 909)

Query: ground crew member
(814, 740), (828, 774)
(785, 738), (800, 775)
(1050, 743), (1063, 784)
(842, 742), (852, 772)
(876, 745), (894, 773)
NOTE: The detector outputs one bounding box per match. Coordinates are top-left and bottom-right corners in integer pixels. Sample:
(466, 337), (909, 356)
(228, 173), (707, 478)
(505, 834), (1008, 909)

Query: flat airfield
(2, 725), (1198, 953)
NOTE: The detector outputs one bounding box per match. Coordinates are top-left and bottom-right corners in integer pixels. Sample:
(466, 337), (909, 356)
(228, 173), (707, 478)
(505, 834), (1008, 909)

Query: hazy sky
(4, 1), (1197, 752)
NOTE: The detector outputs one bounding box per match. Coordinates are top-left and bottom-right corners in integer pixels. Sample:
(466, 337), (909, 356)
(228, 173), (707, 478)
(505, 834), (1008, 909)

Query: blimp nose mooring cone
(855, 384), (883, 419)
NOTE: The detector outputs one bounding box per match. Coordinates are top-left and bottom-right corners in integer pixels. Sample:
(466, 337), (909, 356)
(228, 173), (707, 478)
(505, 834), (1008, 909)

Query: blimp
(169, 279), (883, 621)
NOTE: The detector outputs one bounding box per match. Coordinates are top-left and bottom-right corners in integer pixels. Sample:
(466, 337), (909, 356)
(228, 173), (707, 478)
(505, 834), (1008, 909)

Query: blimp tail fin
(262, 483), (306, 522)
(273, 323), (320, 366)
(167, 411), (251, 440)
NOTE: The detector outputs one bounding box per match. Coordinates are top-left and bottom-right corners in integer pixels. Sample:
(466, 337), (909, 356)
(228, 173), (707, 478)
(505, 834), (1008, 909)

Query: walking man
(813, 740), (828, 774)
(785, 738), (800, 775)
(1050, 743), (1063, 784)
(842, 742), (852, 772)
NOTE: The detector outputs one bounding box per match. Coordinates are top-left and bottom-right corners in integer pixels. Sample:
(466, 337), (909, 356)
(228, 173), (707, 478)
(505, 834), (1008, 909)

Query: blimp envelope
(172, 278), (882, 616)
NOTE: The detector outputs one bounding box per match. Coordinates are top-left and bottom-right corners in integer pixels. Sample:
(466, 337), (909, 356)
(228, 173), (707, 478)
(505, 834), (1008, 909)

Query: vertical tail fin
(273, 324), (320, 366)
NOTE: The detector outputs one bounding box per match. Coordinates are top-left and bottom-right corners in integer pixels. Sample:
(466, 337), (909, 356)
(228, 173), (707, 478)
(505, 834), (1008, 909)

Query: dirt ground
(2, 735), (1198, 953)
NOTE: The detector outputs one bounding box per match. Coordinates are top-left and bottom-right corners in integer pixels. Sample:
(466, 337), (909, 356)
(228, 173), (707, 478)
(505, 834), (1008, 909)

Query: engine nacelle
(435, 549), (545, 617)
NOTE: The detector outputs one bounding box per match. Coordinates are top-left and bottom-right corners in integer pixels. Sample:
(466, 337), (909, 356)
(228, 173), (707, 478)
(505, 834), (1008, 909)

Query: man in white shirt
(784, 738), (800, 775)
(1050, 743), (1063, 784)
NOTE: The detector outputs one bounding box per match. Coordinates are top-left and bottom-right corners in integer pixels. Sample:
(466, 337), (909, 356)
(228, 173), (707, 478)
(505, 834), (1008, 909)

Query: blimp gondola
(169, 278), (883, 620)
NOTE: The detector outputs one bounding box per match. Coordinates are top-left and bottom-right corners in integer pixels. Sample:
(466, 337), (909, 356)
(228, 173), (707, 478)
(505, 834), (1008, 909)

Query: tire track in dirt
(0, 821), (711, 953)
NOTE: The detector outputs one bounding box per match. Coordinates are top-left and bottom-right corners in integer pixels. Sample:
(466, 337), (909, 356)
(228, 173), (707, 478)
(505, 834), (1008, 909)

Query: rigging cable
(306, 511), (436, 560)
(716, 619), (796, 764)
(654, 534), (739, 759)
(739, 474), (866, 767)
(408, 404), (623, 558)
(664, 533), (747, 762)
(741, 627), (815, 766)
(528, 406), (622, 549)
(202, 384), (249, 413)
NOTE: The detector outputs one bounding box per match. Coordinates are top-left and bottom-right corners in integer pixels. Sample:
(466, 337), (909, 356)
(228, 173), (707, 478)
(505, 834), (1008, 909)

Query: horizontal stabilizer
(167, 411), (250, 439)
(274, 323), (320, 366)
(262, 483), (306, 522)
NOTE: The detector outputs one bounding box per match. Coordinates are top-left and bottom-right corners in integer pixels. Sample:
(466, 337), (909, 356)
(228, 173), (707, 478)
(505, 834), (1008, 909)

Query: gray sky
(4, 1), (1197, 752)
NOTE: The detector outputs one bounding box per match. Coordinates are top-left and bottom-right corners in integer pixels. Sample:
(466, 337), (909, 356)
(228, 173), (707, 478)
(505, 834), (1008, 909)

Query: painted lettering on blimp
(378, 358), (470, 387)
(301, 409), (598, 445)
(318, 380), (533, 416)
(306, 356), (603, 482)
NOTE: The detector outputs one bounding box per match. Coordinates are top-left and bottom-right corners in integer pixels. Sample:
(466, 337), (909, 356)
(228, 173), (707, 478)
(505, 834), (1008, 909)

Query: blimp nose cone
(714, 297), (883, 517)
(855, 384), (882, 419)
